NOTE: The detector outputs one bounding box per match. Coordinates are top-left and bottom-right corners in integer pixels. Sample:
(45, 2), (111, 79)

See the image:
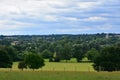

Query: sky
(0, 0), (120, 35)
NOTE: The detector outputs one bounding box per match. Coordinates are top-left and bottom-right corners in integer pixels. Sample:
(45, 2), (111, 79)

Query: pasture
(0, 71), (120, 80)
(11, 62), (94, 72)
(1, 58), (94, 71)
(0, 60), (120, 80)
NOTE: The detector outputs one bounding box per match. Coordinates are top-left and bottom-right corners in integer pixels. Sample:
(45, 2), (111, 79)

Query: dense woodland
(0, 33), (120, 71)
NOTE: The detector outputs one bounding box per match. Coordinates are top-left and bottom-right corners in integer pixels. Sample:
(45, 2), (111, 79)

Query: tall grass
(0, 71), (120, 80)
(0, 59), (120, 80)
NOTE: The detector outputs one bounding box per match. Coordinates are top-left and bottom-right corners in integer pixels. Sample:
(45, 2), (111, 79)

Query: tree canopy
(18, 61), (27, 71)
(73, 44), (84, 62)
(25, 53), (45, 70)
(93, 46), (120, 71)
(86, 48), (99, 61)
(0, 33), (120, 63)
(0, 49), (13, 68)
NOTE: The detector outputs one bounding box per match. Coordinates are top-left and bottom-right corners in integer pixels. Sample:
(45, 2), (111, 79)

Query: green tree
(25, 53), (45, 70)
(54, 44), (62, 62)
(86, 48), (99, 61)
(73, 44), (84, 62)
(18, 61), (27, 71)
(0, 49), (13, 68)
(41, 49), (53, 59)
(93, 46), (120, 71)
(5, 46), (17, 61)
(61, 43), (72, 62)
(55, 43), (72, 62)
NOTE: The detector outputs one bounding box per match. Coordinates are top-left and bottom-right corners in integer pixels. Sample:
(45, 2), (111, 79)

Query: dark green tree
(54, 44), (63, 62)
(55, 43), (72, 62)
(73, 44), (84, 62)
(86, 48), (99, 61)
(25, 53), (45, 70)
(18, 61), (27, 71)
(93, 46), (120, 71)
(5, 46), (17, 61)
(0, 49), (13, 68)
(61, 43), (72, 62)
(41, 49), (53, 59)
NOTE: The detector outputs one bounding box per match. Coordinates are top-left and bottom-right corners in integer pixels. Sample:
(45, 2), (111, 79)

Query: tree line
(0, 33), (120, 71)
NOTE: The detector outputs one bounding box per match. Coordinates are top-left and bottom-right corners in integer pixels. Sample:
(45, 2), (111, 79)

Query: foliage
(18, 61), (27, 71)
(54, 57), (60, 62)
(72, 44), (84, 62)
(4, 46), (18, 61)
(0, 49), (13, 68)
(41, 49), (53, 59)
(86, 48), (99, 61)
(0, 33), (120, 63)
(25, 53), (45, 70)
(0, 46), (18, 61)
(93, 46), (120, 71)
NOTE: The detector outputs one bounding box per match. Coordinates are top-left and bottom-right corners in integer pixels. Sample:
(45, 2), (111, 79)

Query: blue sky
(0, 0), (120, 35)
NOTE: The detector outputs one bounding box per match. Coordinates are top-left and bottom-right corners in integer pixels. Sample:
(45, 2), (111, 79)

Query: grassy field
(0, 71), (120, 80)
(0, 58), (93, 71)
(0, 60), (120, 80)
(11, 61), (94, 71)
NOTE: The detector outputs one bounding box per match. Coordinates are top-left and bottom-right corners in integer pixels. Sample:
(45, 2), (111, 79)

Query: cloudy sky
(0, 0), (120, 35)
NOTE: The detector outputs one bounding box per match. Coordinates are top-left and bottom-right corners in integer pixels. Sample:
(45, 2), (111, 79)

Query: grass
(0, 59), (120, 80)
(42, 62), (94, 71)
(0, 71), (120, 80)
(9, 60), (94, 71)
(43, 58), (94, 71)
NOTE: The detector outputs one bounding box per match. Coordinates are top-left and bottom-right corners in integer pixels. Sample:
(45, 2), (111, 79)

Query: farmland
(10, 58), (94, 71)
(14, 62), (94, 71)
(0, 34), (120, 80)
(0, 62), (120, 80)
(0, 70), (120, 80)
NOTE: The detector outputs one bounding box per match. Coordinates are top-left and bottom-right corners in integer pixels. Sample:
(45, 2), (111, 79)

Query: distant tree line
(0, 33), (120, 71)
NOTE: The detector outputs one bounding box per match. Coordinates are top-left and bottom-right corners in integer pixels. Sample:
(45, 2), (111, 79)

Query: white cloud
(84, 16), (107, 22)
(61, 17), (80, 22)
(76, 1), (102, 10)
(0, 19), (34, 30)
(43, 15), (58, 22)
(0, 0), (119, 34)
(0, 0), (104, 18)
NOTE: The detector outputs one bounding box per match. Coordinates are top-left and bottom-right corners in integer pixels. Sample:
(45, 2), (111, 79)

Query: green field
(0, 71), (120, 80)
(11, 62), (94, 71)
(0, 61), (120, 80)
(0, 58), (94, 72)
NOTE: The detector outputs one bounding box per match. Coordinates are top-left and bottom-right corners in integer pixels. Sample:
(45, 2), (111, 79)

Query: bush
(54, 57), (60, 62)
(49, 58), (54, 62)
(18, 61), (27, 71)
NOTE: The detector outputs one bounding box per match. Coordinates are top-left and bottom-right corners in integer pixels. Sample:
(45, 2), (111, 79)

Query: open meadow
(0, 61), (120, 80)
(0, 70), (120, 80)
(11, 61), (94, 72)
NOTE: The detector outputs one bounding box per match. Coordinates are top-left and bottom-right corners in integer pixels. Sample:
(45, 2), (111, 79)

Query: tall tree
(18, 61), (27, 71)
(61, 43), (72, 62)
(93, 46), (120, 71)
(5, 46), (17, 61)
(41, 49), (53, 59)
(86, 48), (99, 61)
(25, 53), (45, 70)
(73, 44), (85, 62)
(0, 49), (13, 68)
